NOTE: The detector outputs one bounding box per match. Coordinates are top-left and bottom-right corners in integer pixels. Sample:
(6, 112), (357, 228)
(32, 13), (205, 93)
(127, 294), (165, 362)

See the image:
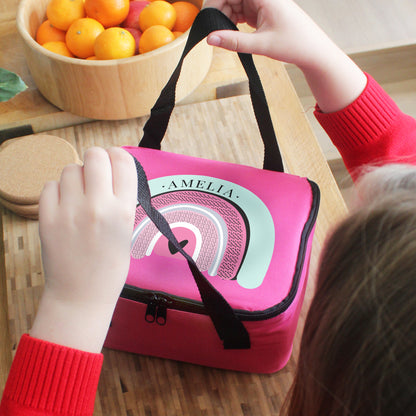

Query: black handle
(132, 156), (250, 349)
(139, 7), (284, 173)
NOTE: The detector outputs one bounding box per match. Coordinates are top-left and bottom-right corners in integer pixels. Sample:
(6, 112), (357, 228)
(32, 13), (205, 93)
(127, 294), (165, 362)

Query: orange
(171, 1), (199, 33)
(36, 20), (66, 45)
(139, 1), (176, 32)
(43, 41), (75, 57)
(94, 27), (136, 59)
(46, 0), (86, 31)
(84, 0), (130, 28)
(65, 18), (105, 58)
(172, 31), (183, 38)
(139, 25), (174, 54)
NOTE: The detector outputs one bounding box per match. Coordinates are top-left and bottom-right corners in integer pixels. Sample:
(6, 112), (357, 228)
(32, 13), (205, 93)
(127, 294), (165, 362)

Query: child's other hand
(204, 0), (333, 71)
(204, 0), (367, 113)
(39, 147), (137, 305)
(31, 147), (137, 352)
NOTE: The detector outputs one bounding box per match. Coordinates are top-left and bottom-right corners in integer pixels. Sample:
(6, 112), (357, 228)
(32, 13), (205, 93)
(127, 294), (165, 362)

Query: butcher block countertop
(0, 1), (348, 414)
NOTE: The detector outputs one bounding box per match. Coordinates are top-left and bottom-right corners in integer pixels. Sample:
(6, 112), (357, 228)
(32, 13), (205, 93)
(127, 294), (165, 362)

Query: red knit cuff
(1, 334), (103, 416)
(314, 73), (400, 154)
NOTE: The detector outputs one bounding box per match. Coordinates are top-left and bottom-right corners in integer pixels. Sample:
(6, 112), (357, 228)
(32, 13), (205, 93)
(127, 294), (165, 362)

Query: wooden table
(1, 1), (348, 414)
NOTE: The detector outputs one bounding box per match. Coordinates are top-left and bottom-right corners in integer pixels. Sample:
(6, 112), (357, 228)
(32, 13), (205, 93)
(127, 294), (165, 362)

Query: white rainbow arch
(131, 204), (228, 276)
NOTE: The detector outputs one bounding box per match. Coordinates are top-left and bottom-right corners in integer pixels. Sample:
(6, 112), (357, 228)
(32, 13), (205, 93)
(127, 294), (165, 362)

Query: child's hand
(204, 0), (367, 113)
(204, 0), (332, 70)
(31, 147), (137, 352)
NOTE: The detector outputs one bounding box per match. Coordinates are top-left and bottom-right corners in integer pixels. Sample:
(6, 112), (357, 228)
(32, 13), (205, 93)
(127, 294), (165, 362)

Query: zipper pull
(156, 300), (167, 326)
(145, 301), (157, 323)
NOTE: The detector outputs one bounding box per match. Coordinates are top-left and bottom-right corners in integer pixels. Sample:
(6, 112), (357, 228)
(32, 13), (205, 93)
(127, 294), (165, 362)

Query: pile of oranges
(35, 0), (200, 59)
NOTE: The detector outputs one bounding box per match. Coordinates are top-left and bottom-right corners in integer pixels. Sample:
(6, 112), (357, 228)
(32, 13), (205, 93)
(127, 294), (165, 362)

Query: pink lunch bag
(104, 8), (320, 373)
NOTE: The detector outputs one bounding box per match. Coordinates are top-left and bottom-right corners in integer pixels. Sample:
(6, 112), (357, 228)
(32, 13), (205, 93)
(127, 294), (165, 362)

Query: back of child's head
(282, 164), (416, 416)
(353, 163), (416, 207)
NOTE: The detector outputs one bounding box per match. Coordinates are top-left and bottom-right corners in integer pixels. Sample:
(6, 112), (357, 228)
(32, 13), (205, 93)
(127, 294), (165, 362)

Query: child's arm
(204, 0), (367, 113)
(204, 0), (416, 176)
(0, 147), (137, 416)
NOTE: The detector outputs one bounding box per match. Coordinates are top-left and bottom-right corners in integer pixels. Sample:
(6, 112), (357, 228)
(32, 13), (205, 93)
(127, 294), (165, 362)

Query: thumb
(207, 30), (262, 55)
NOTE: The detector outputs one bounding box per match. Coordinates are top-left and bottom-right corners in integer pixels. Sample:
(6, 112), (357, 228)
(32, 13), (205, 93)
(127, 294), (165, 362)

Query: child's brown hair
(283, 165), (416, 415)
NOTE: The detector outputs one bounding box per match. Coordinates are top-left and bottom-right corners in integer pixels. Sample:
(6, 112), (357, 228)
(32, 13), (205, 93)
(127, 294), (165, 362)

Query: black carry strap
(131, 7), (289, 349)
(133, 156), (250, 349)
(139, 7), (284, 173)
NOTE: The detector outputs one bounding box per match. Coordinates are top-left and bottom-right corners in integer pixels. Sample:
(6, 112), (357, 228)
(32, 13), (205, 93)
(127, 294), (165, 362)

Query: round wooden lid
(0, 134), (81, 205)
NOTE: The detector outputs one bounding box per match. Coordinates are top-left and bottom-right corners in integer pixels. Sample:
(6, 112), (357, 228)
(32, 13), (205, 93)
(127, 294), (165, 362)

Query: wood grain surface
(1, 52), (348, 415)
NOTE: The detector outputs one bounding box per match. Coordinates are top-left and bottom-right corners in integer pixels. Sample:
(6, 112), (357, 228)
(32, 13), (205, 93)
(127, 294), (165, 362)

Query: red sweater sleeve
(0, 334), (103, 416)
(314, 73), (416, 180)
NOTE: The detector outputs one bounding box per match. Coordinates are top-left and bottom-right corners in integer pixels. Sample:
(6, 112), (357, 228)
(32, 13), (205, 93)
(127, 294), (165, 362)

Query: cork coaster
(0, 134), (81, 205)
(0, 195), (39, 219)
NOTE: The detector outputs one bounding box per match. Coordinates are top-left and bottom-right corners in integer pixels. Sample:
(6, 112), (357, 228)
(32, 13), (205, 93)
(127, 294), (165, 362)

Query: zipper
(122, 180), (320, 323)
(123, 286), (204, 325)
(144, 295), (169, 325)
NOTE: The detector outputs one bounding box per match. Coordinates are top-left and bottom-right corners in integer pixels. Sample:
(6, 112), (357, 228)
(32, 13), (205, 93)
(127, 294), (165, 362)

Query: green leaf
(0, 68), (28, 102)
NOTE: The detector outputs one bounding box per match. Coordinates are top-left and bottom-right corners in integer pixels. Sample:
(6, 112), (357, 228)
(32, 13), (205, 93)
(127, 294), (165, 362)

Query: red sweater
(1, 74), (415, 416)
(315, 73), (416, 179)
(0, 335), (102, 416)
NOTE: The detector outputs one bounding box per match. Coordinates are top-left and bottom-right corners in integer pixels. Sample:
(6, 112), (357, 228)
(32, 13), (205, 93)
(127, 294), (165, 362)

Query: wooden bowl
(16, 0), (213, 120)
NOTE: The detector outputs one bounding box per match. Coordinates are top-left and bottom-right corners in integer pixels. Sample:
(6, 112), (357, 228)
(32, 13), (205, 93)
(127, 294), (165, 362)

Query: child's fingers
(203, 0), (228, 12)
(207, 30), (261, 54)
(58, 163), (84, 205)
(38, 180), (59, 228)
(83, 147), (113, 199)
(107, 147), (137, 203)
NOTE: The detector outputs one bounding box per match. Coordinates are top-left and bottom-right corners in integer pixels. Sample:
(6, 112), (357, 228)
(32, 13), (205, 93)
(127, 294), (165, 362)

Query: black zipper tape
(121, 179), (320, 323)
